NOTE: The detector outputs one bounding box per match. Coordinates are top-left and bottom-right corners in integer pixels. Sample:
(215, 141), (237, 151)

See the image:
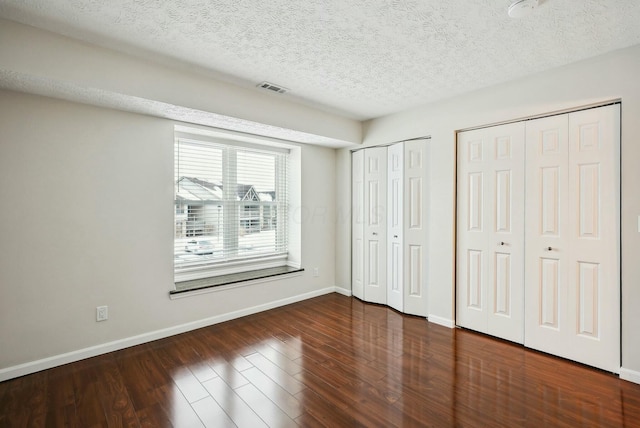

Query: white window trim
(173, 125), (301, 284)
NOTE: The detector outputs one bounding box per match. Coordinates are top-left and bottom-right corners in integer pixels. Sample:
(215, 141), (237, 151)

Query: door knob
(393, 235), (398, 238)
(372, 232), (378, 236)
(546, 246), (553, 251)
(499, 241), (506, 246)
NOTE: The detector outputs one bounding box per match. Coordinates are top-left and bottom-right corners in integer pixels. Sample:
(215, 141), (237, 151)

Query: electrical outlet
(96, 306), (108, 322)
(313, 267), (319, 277)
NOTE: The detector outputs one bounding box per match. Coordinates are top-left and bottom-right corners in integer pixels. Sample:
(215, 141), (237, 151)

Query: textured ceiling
(1, 0), (640, 120)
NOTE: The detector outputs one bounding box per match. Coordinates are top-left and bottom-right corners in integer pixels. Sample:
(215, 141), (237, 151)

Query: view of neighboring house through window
(174, 135), (288, 278)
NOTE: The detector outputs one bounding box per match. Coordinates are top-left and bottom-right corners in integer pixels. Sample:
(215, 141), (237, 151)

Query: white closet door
(364, 147), (387, 304)
(352, 150), (365, 300)
(456, 122), (525, 343)
(403, 139), (429, 317)
(486, 123), (525, 342)
(523, 114), (569, 353)
(525, 105), (620, 372)
(387, 143), (403, 312)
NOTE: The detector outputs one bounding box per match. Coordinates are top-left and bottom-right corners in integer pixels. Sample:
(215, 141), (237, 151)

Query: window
(174, 132), (289, 280)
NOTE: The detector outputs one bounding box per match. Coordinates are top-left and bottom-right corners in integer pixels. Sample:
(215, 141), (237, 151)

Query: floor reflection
(448, 328), (634, 426)
(2, 294), (639, 427)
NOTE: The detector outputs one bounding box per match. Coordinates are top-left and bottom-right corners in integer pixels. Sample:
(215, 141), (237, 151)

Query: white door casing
(524, 105), (620, 373)
(352, 150), (364, 300)
(363, 147), (388, 304)
(456, 122), (525, 344)
(387, 142), (404, 312)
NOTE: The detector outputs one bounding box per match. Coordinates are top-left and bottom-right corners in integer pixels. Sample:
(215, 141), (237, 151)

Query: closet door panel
(363, 147), (387, 304)
(524, 114), (569, 351)
(387, 143), (403, 312)
(403, 139), (429, 317)
(485, 123), (525, 343)
(565, 105), (619, 371)
(457, 130), (489, 332)
(525, 104), (620, 373)
(457, 123), (525, 343)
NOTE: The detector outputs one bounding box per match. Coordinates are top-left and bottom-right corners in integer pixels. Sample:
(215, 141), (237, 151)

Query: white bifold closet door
(456, 122), (526, 344)
(387, 143), (404, 312)
(401, 140), (429, 317)
(353, 147), (388, 305)
(387, 140), (429, 316)
(456, 104), (620, 373)
(353, 140), (429, 316)
(352, 147), (388, 304)
(524, 105), (620, 373)
(363, 147), (388, 304)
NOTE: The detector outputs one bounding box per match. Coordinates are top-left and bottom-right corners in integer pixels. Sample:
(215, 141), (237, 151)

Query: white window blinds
(174, 136), (289, 275)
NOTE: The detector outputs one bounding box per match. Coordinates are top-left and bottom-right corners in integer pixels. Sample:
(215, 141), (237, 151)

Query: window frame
(173, 127), (295, 283)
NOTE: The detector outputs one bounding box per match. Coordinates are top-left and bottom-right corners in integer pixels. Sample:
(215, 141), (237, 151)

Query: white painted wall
(0, 90), (337, 376)
(336, 44), (640, 376)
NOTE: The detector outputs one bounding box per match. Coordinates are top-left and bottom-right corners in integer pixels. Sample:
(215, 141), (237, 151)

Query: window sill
(170, 266), (304, 299)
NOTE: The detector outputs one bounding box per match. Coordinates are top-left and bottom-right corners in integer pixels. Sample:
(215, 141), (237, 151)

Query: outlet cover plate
(96, 306), (108, 322)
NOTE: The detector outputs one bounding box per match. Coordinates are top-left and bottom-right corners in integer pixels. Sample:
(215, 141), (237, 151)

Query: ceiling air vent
(257, 81), (289, 94)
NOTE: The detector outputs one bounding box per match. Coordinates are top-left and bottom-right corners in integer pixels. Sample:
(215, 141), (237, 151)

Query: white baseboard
(0, 287), (337, 382)
(334, 285), (352, 296)
(620, 367), (640, 385)
(428, 314), (455, 329)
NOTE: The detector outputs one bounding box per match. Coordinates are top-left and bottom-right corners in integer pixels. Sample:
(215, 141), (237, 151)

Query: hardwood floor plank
(293, 388), (360, 427)
(249, 319), (305, 361)
(185, 360), (219, 384)
(45, 366), (78, 428)
(92, 359), (140, 427)
(284, 304), (395, 365)
(295, 356), (412, 427)
(170, 368), (210, 404)
(293, 356), (360, 391)
(135, 403), (174, 428)
(44, 404), (78, 428)
(190, 396), (234, 428)
(235, 383), (298, 428)
(245, 352), (306, 395)
(292, 369), (350, 412)
(212, 323), (262, 358)
(0, 372), (49, 428)
(114, 346), (173, 410)
(194, 328), (254, 372)
(146, 384), (204, 428)
(152, 339), (210, 404)
(73, 380), (108, 428)
(255, 342), (304, 375)
(241, 367), (305, 419)
(201, 377), (268, 428)
(1, 293), (640, 427)
(293, 411), (327, 428)
(208, 358), (250, 389)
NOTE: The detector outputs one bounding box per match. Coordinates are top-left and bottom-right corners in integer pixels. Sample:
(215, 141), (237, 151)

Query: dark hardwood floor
(1, 293), (639, 427)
